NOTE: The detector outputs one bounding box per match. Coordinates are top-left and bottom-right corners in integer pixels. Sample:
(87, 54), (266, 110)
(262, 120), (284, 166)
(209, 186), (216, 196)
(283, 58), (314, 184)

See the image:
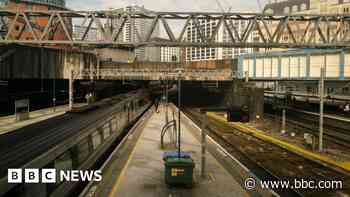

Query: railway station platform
(0, 105), (68, 135)
(106, 107), (249, 197)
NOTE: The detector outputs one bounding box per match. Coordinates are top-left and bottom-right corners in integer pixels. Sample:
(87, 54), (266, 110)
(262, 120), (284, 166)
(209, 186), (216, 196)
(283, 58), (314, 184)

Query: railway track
(184, 108), (350, 197)
(0, 95), (129, 177)
(265, 106), (350, 148)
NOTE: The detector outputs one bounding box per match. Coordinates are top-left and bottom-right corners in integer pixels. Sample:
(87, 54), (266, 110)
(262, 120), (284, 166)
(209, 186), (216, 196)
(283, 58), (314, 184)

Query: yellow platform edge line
(108, 117), (147, 197)
(207, 112), (350, 173)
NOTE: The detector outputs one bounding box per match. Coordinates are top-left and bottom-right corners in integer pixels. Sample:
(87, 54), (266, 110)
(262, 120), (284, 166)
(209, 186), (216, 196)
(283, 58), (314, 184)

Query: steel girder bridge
(0, 10), (350, 48)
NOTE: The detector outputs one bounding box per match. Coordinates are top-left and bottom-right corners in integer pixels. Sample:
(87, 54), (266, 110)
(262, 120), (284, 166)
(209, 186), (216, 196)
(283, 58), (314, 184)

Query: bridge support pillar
(69, 70), (74, 110)
(281, 108), (286, 134)
(225, 80), (264, 122)
(319, 67), (325, 152)
(201, 111), (207, 179)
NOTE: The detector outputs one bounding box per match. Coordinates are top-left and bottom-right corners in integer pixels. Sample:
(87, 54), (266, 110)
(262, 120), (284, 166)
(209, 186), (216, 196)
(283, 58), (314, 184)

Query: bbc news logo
(8, 169), (102, 183)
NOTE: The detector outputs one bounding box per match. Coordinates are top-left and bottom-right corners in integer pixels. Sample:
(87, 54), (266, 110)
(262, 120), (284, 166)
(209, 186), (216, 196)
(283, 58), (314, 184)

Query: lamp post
(53, 79), (56, 112)
(165, 78), (169, 123)
(69, 70), (74, 110)
(177, 68), (184, 158)
(281, 107), (286, 134)
(201, 110), (207, 178)
(319, 66), (325, 152)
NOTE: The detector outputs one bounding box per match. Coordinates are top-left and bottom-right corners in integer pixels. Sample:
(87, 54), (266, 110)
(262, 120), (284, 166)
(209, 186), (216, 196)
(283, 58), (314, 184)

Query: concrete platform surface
(0, 105), (68, 135)
(109, 107), (249, 197)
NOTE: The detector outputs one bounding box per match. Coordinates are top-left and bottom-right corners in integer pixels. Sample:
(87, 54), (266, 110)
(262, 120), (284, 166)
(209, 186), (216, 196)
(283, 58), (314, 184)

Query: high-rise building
(264, 0), (350, 15)
(0, 0), (66, 9)
(161, 47), (180, 62)
(73, 25), (103, 41)
(222, 20), (254, 59)
(264, 0), (310, 15)
(108, 6), (160, 61)
(185, 20), (218, 62)
(185, 19), (253, 62)
(140, 37), (180, 62)
(260, 0), (350, 53)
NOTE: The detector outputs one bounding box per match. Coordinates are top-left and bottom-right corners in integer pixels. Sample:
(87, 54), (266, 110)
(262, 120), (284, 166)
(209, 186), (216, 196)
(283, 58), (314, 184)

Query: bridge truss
(0, 10), (350, 48)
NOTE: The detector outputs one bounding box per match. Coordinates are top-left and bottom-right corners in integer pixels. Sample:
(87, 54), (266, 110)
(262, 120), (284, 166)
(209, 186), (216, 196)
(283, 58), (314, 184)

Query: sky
(67, 0), (268, 12)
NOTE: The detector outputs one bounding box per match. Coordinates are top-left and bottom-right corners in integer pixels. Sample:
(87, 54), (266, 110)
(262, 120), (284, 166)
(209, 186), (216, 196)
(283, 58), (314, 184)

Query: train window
(327, 88), (334, 94)
(138, 99), (144, 107)
(92, 131), (102, 150)
(55, 151), (73, 170)
(111, 118), (117, 132)
(122, 113), (126, 125)
(54, 151), (73, 185)
(103, 123), (111, 139)
(74, 137), (91, 166)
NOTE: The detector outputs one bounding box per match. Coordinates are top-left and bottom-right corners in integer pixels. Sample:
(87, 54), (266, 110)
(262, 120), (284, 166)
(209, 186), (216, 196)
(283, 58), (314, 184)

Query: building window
(292, 5), (298, 13)
(91, 131), (102, 150)
(284, 6), (290, 14)
(27, 4), (33, 10)
(20, 0), (66, 8)
(0, 0), (8, 7)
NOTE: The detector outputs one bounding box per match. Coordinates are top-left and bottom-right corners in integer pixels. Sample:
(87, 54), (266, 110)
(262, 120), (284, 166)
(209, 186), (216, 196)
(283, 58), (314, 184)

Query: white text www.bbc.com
(244, 177), (343, 190)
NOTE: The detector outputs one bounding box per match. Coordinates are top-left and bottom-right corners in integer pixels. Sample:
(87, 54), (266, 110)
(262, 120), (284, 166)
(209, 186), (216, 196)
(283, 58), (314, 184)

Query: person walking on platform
(154, 97), (160, 113)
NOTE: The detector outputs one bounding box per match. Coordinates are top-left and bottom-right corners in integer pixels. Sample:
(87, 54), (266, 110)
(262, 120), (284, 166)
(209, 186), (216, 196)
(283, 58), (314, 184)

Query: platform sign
(0, 80), (8, 86)
(15, 99), (29, 109)
(15, 99), (30, 121)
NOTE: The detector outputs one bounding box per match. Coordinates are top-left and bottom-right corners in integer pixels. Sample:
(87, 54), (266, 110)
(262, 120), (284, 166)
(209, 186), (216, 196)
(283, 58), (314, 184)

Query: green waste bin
(164, 157), (195, 186)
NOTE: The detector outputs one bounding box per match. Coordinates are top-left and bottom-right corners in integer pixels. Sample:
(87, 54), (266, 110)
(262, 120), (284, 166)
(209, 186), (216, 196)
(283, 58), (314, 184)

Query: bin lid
(163, 151), (192, 159)
(165, 157), (195, 166)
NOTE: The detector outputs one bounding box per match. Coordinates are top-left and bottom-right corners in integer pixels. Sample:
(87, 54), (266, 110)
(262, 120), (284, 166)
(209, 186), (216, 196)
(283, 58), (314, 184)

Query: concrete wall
(95, 48), (132, 63)
(99, 59), (234, 81)
(0, 45), (98, 80)
(101, 59), (234, 70)
(144, 47), (161, 62)
(224, 80), (264, 121)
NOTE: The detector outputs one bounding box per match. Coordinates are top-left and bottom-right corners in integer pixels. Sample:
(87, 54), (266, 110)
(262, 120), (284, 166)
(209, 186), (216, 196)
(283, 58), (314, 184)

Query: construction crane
(215, 0), (263, 12)
(257, 0), (263, 12)
(214, 0), (231, 12)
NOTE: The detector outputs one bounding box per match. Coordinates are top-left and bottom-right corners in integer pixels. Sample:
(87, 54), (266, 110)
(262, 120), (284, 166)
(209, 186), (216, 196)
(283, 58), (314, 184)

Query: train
(2, 90), (152, 197)
(227, 105), (250, 123)
(264, 91), (350, 113)
(0, 81), (8, 115)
